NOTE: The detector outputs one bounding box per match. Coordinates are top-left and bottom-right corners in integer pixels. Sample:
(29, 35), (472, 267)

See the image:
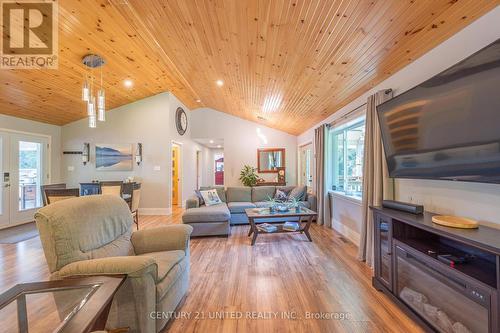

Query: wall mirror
(257, 148), (285, 173)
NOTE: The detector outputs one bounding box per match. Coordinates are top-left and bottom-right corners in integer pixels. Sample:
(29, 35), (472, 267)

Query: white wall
(298, 7), (500, 240)
(0, 114), (62, 183)
(61, 92), (205, 214)
(330, 193), (362, 244)
(191, 108), (298, 186)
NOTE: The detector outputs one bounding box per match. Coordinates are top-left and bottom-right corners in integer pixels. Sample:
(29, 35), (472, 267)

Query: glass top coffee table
(0, 276), (125, 333)
(245, 207), (317, 245)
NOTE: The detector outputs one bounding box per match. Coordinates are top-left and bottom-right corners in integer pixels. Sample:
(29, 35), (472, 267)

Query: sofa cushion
(194, 190), (205, 206)
(227, 202), (256, 214)
(182, 204), (230, 223)
(251, 186), (276, 202)
(226, 187), (251, 202)
(200, 186), (226, 202)
(277, 186), (295, 194)
(274, 188), (289, 201)
(289, 186), (307, 201)
(138, 251), (188, 300)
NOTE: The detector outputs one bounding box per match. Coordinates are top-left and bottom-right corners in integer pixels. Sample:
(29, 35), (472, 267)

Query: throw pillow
(194, 190), (205, 206)
(200, 186), (226, 202)
(200, 189), (222, 206)
(274, 188), (289, 202)
(289, 185), (307, 201)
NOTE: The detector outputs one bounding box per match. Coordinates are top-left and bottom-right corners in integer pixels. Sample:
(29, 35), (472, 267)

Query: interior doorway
(299, 143), (313, 191)
(171, 143), (181, 206)
(0, 130), (49, 228)
(214, 153), (224, 186)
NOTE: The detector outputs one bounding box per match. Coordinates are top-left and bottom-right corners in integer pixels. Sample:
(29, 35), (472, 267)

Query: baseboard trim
(0, 220), (34, 231)
(138, 208), (172, 216)
(331, 218), (360, 245)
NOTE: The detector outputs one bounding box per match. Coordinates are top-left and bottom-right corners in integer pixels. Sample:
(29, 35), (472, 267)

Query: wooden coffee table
(245, 207), (317, 245)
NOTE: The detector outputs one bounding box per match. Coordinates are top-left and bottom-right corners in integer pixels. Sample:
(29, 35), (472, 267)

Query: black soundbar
(382, 200), (424, 215)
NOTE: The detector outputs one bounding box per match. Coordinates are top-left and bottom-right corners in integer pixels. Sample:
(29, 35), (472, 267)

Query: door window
(18, 141), (43, 210)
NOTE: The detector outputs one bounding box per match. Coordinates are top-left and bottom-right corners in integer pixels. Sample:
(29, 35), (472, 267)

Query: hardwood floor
(0, 208), (423, 333)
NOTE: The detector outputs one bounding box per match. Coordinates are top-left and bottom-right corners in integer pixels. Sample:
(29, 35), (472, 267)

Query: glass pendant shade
(98, 106), (105, 122)
(97, 89), (105, 121)
(87, 96), (96, 117)
(88, 115), (96, 128)
(82, 80), (90, 102)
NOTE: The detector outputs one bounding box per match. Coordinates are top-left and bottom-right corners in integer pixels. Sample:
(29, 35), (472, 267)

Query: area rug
(0, 222), (39, 244)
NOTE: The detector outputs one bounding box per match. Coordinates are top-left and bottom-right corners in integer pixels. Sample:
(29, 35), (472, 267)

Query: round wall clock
(175, 107), (188, 135)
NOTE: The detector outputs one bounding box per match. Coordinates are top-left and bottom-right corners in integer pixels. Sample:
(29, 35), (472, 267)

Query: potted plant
(288, 197), (301, 212)
(265, 195), (277, 212)
(239, 165), (260, 187)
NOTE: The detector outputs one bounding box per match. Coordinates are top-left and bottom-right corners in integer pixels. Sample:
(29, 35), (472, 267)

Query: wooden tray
(431, 215), (478, 229)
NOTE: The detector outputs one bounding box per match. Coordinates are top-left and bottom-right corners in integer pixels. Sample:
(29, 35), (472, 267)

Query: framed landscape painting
(95, 144), (133, 171)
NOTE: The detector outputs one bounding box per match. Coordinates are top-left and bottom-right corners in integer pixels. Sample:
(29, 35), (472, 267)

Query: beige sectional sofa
(182, 186), (316, 237)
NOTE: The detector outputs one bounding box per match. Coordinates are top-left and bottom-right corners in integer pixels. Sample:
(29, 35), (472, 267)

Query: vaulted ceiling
(0, 0), (498, 135)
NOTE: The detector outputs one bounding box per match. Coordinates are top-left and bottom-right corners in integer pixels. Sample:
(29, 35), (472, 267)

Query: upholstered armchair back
(35, 195), (135, 273)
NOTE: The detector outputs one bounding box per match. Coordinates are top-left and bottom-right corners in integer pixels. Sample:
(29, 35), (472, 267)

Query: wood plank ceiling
(0, 0), (498, 135)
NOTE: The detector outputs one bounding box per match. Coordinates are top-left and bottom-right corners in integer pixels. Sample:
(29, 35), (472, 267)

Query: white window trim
(329, 190), (362, 205)
(330, 116), (365, 198)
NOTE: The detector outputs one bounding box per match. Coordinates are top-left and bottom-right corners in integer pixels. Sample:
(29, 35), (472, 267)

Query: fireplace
(371, 207), (499, 333)
(395, 243), (491, 333)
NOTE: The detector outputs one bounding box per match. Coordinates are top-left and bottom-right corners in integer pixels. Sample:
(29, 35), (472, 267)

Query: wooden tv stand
(371, 206), (500, 333)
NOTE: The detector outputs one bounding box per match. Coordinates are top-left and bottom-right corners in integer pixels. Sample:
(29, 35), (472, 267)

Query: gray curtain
(358, 89), (394, 267)
(314, 124), (331, 227)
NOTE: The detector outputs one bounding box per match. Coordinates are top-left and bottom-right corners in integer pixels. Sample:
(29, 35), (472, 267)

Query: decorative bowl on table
(274, 204), (289, 212)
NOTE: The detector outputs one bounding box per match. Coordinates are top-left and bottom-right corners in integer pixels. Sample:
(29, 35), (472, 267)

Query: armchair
(35, 195), (193, 333)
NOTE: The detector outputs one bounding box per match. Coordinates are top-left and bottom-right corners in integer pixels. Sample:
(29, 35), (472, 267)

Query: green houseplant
(239, 165), (259, 187)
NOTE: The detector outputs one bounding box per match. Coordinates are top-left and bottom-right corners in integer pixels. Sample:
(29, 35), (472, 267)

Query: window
(329, 117), (365, 198)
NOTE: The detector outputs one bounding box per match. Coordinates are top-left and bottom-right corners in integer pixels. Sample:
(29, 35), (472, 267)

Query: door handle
(4, 183), (10, 188)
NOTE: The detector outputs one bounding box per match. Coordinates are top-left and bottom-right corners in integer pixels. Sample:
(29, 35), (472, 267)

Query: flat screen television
(377, 38), (500, 184)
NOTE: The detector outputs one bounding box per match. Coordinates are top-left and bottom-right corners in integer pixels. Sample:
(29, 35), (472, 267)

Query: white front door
(0, 132), (10, 227)
(9, 133), (49, 225)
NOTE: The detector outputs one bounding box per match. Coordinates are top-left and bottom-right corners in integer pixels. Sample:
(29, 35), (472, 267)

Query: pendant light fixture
(82, 78), (90, 102)
(97, 90), (105, 122)
(97, 64), (106, 122)
(82, 54), (106, 128)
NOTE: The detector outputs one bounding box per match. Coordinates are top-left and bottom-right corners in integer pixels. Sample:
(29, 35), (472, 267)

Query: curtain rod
(327, 88), (392, 127)
(327, 102), (366, 127)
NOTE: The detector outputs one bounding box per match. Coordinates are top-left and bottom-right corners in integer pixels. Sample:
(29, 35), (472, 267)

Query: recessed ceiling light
(217, 145), (222, 148)
(209, 140), (214, 144)
(123, 79), (133, 88)
(216, 80), (224, 87)
(196, 99), (201, 103)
